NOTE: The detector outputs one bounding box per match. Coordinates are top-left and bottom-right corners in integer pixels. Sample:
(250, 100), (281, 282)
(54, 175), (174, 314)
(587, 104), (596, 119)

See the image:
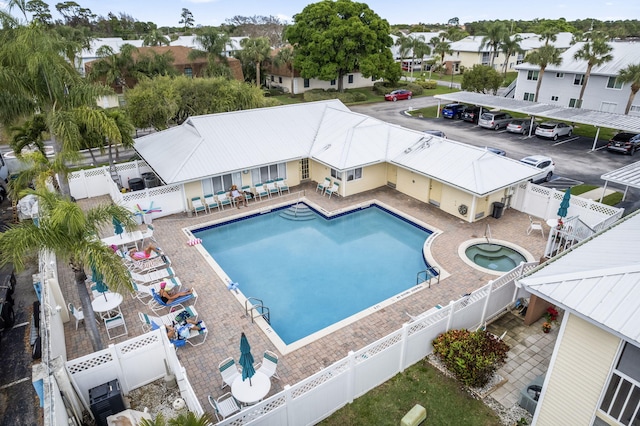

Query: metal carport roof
(434, 92), (640, 148)
(600, 160), (640, 202)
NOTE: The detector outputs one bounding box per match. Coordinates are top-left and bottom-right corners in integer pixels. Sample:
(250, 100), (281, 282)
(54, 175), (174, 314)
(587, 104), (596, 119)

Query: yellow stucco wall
(396, 168), (429, 203)
(535, 314), (620, 425)
(343, 163), (387, 197)
(184, 181), (204, 211)
(440, 185), (475, 222)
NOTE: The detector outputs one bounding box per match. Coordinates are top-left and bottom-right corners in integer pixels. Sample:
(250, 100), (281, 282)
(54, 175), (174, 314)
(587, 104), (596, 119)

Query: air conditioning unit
(89, 379), (125, 426)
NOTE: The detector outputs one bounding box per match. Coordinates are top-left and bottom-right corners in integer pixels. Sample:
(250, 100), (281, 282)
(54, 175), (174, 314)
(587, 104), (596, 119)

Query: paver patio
(59, 182), (552, 419)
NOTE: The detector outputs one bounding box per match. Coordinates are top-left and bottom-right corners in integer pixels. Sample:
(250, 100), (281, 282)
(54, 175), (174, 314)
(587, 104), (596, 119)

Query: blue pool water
(194, 204), (432, 345)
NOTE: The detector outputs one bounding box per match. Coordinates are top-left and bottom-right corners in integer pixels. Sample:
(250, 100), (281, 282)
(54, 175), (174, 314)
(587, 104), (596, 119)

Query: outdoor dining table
(231, 371), (271, 405)
(546, 218), (559, 228)
(91, 292), (124, 319)
(101, 230), (145, 250)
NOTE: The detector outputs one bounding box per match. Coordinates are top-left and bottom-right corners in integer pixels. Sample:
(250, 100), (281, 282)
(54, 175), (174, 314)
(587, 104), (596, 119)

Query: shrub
(414, 80), (438, 89)
(373, 81), (394, 95)
(405, 82), (424, 96)
(432, 329), (509, 388)
(301, 89), (368, 103)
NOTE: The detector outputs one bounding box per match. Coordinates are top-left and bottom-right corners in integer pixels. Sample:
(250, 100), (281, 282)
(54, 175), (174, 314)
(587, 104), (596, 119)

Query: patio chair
(241, 185), (254, 203)
(275, 178), (289, 195)
(265, 180), (279, 197)
(140, 224), (157, 244)
(527, 216), (544, 237)
(216, 191), (233, 209)
(316, 177), (330, 194)
(325, 181), (340, 198)
(104, 314), (127, 340)
(191, 197), (206, 217)
(253, 183), (269, 201)
(218, 357), (241, 390)
(148, 288), (197, 313)
(129, 267), (175, 286)
(203, 194), (220, 213)
(125, 253), (171, 274)
(208, 393), (240, 421)
(68, 302), (84, 330)
(132, 277), (182, 303)
(255, 350), (280, 380)
(139, 305), (198, 332)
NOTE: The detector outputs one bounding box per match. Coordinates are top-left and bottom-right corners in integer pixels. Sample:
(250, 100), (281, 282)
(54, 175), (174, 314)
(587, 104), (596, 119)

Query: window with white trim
(202, 172), (241, 195)
(556, 72), (564, 78)
(574, 74), (585, 85)
(597, 342), (640, 425)
(600, 102), (617, 113)
(569, 98), (582, 108)
(607, 77), (623, 89)
(527, 70), (539, 81)
(348, 74), (354, 84)
(523, 92), (535, 101)
(551, 95), (559, 101)
(250, 163), (287, 185)
(630, 105), (640, 113)
(330, 168), (342, 181)
(331, 167), (362, 181)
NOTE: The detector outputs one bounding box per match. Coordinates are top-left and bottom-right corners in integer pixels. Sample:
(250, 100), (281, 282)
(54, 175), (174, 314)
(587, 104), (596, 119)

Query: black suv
(441, 103), (467, 119)
(607, 132), (640, 155)
(462, 106), (481, 123)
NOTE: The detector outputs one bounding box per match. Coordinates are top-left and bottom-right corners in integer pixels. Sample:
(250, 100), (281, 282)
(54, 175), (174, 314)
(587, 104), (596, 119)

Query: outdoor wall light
(45, 303), (62, 315)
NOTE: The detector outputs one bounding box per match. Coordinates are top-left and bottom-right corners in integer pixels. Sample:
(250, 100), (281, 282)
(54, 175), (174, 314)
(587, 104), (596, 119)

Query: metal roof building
(133, 100), (541, 197)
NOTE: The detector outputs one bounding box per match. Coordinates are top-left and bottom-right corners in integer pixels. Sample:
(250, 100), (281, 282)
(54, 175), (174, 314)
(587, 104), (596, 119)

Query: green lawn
(319, 360), (501, 426)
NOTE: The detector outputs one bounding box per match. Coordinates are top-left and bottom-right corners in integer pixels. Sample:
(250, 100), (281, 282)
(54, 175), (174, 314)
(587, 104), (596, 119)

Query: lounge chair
(265, 180), (279, 197)
(132, 277), (182, 303)
(191, 197), (206, 216)
(148, 287), (197, 313)
(125, 253), (171, 274)
(139, 306), (206, 347)
(275, 178), (289, 195)
(254, 183), (268, 201)
(216, 191), (232, 209)
(208, 393), (240, 421)
(204, 194), (220, 213)
(316, 177), (330, 194)
(325, 181), (340, 198)
(218, 357), (240, 390)
(241, 185), (254, 203)
(129, 267), (175, 286)
(256, 350), (280, 380)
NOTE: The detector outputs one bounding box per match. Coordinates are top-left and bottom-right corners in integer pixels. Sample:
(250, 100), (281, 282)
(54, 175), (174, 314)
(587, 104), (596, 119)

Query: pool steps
(279, 204), (317, 221)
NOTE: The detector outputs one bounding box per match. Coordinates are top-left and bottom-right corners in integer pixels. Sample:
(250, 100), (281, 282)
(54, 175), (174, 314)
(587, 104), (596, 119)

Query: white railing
(218, 262), (537, 426)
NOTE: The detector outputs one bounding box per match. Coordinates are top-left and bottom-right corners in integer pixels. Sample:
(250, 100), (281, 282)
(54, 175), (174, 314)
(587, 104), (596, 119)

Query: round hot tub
(459, 239), (535, 275)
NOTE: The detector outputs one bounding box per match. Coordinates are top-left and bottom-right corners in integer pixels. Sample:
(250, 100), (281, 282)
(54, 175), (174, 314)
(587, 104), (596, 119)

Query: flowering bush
(432, 329), (510, 388)
(544, 307), (559, 323)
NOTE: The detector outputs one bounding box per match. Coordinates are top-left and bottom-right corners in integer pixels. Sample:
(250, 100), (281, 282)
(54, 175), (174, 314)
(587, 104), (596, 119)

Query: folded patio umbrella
(91, 264), (109, 301)
(557, 189), (571, 218)
(112, 216), (124, 238)
(239, 332), (255, 386)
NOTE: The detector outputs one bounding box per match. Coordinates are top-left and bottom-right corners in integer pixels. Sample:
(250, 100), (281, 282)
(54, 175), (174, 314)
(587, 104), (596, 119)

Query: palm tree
(408, 35), (431, 80)
(395, 35), (412, 79)
(140, 411), (214, 426)
(9, 114), (48, 157)
(524, 44), (563, 102)
(573, 36), (613, 107)
(188, 28), (232, 77)
(444, 26), (467, 42)
(499, 35), (523, 76)
(240, 37), (271, 87)
(479, 22), (508, 68)
(88, 44), (137, 91)
(431, 37), (453, 76)
(273, 46), (295, 96)
(618, 63), (640, 114)
(142, 29), (170, 47)
(0, 190), (137, 351)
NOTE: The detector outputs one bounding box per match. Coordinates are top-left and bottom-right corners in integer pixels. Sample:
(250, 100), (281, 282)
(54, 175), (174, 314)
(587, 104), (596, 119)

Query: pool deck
(61, 183), (550, 417)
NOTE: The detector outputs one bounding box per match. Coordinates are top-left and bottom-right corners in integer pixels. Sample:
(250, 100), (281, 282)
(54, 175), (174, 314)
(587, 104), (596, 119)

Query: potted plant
(542, 322), (552, 333)
(544, 307), (559, 323)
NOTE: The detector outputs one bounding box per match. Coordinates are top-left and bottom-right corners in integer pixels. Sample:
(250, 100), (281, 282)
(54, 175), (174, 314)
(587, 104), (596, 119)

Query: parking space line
(588, 146), (608, 153)
(552, 136), (580, 146)
(0, 377), (30, 390)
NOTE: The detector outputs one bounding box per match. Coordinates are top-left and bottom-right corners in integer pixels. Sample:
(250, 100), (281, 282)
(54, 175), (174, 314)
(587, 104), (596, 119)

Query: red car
(384, 89), (412, 101)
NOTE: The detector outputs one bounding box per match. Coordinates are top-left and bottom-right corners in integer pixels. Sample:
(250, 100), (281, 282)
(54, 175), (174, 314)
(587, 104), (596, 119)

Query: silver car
(478, 112), (513, 130)
(535, 122), (573, 140)
(507, 119), (535, 135)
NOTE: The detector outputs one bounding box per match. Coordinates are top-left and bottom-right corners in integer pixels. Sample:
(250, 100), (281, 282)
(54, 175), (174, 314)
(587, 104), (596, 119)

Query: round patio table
(231, 372), (271, 405)
(91, 292), (124, 319)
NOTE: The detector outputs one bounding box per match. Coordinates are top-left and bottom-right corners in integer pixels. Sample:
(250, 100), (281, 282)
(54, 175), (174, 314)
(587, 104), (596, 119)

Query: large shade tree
(285, 0), (396, 92)
(0, 190), (136, 351)
(618, 63), (640, 115)
(524, 44), (563, 102)
(573, 34), (613, 107)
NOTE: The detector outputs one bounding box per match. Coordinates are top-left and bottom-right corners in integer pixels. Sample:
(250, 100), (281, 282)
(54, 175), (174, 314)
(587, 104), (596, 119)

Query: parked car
(423, 130), (447, 138)
(478, 111), (513, 130)
(606, 132), (640, 155)
(384, 89), (412, 101)
(441, 103), (467, 119)
(534, 122), (573, 140)
(520, 155), (555, 183)
(461, 106), (481, 123)
(507, 119), (535, 135)
(484, 146), (506, 156)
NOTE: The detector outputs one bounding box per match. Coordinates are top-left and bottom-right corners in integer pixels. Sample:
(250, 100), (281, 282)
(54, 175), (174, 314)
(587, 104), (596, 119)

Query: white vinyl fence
(218, 262), (538, 426)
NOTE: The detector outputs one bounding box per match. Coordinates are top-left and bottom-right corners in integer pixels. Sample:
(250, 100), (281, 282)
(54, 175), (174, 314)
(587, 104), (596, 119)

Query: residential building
(518, 210), (640, 425)
(514, 41), (640, 115)
(78, 37), (144, 75)
(170, 35), (247, 58)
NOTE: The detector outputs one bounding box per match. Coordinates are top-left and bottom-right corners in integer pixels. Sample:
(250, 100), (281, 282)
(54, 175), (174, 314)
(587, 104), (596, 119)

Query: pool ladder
(245, 297), (271, 324)
(484, 224), (492, 243)
(416, 267), (440, 288)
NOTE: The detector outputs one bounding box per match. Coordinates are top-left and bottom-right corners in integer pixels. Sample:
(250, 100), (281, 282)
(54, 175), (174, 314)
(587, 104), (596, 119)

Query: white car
(534, 122), (572, 140)
(520, 155), (555, 183)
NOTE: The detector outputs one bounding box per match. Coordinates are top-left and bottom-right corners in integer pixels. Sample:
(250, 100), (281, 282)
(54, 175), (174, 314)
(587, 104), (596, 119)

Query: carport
(434, 92), (640, 151)
(600, 161), (640, 202)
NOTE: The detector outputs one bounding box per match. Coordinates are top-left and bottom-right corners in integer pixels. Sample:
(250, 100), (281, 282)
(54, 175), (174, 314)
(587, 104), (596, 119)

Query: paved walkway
(60, 183), (551, 417)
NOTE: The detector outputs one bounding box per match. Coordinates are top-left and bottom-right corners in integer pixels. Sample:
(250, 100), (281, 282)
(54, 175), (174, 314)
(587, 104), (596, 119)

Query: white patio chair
(218, 357), (240, 390)
(253, 183), (269, 201)
(527, 216), (544, 237)
(325, 181), (340, 198)
(208, 393), (240, 421)
(140, 224), (157, 244)
(216, 191), (233, 209)
(191, 197), (206, 216)
(275, 178), (289, 195)
(204, 193), (220, 213)
(256, 350), (280, 380)
(68, 302), (84, 330)
(316, 177), (330, 194)
(104, 314), (127, 340)
(265, 180), (279, 197)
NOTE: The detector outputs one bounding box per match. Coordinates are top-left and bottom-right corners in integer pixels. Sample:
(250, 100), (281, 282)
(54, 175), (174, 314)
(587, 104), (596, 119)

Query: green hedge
(302, 89), (367, 103)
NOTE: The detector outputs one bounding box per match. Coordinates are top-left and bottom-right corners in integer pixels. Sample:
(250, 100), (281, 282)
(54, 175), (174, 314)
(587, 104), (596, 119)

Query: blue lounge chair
(149, 287), (197, 313)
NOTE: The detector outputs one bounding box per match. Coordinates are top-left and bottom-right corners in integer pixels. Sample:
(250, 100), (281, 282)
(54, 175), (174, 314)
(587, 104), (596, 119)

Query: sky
(1, 0), (636, 28)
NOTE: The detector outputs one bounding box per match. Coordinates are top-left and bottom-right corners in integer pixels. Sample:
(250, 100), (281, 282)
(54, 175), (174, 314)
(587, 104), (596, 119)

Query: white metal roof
(435, 92), (640, 133)
(601, 161), (640, 189)
(133, 100), (541, 194)
(519, 211), (640, 346)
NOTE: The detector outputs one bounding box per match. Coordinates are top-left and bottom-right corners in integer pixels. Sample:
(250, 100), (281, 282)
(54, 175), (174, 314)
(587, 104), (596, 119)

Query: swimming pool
(193, 203), (434, 350)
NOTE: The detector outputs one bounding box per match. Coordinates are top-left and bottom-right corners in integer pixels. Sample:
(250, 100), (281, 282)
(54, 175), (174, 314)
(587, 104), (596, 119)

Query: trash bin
(492, 202), (505, 219)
